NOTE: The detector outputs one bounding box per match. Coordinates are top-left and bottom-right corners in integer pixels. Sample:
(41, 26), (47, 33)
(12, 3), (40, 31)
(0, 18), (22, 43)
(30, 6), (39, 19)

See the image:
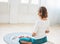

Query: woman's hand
(18, 36), (24, 38)
(26, 36), (30, 38)
(32, 32), (36, 37)
(45, 30), (49, 33)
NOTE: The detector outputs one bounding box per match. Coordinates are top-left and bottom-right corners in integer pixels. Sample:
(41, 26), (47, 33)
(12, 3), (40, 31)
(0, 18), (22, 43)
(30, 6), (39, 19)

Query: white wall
(0, 2), (9, 23)
(46, 0), (60, 25)
(9, 0), (60, 25)
(9, 0), (19, 23)
(0, 0), (60, 25)
(18, 4), (39, 23)
(9, 0), (39, 23)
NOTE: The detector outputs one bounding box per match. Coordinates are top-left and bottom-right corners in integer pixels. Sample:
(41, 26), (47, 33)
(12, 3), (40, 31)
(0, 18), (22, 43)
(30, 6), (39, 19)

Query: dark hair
(38, 6), (48, 19)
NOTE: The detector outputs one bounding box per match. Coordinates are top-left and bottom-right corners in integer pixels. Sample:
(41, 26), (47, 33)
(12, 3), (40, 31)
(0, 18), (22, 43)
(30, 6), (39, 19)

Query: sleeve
(33, 21), (39, 33)
(46, 20), (50, 30)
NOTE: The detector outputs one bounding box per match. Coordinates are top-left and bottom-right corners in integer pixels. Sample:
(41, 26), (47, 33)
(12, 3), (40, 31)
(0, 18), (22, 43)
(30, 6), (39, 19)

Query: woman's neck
(37, 15), (48, 21)
(40, 17), (47, 21)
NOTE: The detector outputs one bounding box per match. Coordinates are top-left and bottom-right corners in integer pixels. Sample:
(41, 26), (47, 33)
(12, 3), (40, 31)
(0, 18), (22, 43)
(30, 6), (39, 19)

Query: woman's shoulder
(35, 20), (43, 25)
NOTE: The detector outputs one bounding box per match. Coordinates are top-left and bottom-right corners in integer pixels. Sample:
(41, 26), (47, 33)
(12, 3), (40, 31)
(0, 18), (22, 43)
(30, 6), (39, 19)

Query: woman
(32, 6), (49, 44)
(19, 6), (49, 44)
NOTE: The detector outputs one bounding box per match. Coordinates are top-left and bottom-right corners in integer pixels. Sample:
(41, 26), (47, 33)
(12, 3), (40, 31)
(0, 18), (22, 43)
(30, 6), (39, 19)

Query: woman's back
(34, 19), (49, 39)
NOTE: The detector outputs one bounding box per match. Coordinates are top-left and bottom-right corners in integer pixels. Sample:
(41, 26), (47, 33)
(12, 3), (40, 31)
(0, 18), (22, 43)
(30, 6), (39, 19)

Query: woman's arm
(32, 21), (38, 37)
(12, 36), (24, 40)
(45, 19), (50, 34)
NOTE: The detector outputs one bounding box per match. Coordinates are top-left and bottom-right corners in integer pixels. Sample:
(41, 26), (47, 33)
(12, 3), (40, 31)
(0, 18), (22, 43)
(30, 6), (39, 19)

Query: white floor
(0, 24), (60, 44)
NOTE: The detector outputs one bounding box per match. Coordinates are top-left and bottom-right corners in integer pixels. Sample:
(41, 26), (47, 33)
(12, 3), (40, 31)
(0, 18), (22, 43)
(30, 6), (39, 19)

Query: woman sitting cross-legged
(18, 6), (50, 44)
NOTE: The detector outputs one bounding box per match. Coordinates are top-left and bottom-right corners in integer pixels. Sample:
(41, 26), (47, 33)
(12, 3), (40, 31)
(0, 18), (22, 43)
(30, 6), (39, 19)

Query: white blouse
(33, 18), (49, 39)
